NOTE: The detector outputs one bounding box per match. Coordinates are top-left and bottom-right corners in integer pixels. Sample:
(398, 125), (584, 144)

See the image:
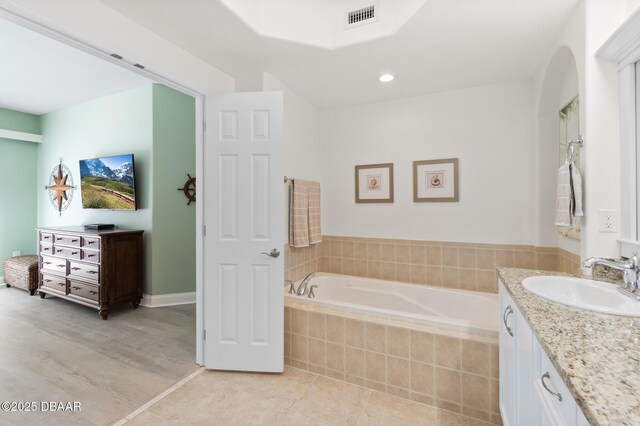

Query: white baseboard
(0, 276), (3, 285)
(140, 291), (196, 308)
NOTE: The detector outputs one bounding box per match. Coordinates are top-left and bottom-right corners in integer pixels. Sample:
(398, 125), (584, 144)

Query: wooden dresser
(37, 226), (144, 320)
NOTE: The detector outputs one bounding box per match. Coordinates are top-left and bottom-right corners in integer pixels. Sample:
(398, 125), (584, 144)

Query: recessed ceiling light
(379, 74), (394, 83)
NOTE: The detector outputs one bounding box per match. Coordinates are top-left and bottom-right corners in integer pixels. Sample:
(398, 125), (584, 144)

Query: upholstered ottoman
(3, 255), (39, 296)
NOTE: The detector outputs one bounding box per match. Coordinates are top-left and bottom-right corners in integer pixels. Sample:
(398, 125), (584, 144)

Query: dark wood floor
(0, 285), (197, 425)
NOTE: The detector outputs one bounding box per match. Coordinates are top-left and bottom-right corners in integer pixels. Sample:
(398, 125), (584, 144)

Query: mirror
(558, 96), (580, 239)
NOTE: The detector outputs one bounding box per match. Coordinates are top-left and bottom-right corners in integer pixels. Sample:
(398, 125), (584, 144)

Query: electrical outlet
(12, 251), (20, 257)
(599, 209), (617, 233)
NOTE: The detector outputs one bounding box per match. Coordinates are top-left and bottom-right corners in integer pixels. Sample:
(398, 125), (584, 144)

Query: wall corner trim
(0, 129), (43, 143)
(140, 291), (196, 308)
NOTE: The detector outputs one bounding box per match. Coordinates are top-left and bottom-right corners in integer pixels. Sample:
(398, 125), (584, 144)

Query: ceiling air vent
(346, 5), (377, 28)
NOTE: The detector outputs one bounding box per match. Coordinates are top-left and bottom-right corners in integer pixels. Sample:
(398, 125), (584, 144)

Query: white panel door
(204, 92), (284, 372)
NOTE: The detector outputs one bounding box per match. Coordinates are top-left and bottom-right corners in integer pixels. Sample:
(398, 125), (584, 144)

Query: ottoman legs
(30, 289), (36, 296)
(5, 284), (10, 288)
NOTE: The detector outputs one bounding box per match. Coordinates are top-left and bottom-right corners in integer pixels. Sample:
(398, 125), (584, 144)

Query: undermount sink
(522, 276), (640, 316)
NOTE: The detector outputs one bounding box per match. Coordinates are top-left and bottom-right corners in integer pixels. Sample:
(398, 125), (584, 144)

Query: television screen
(79, 154), (137, 210)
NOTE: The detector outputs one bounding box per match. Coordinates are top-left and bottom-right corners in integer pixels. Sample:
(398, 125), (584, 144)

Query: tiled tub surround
(498, 267), (640, 425)
(284, 300), (502, 425)
(284, 236), (581, 291)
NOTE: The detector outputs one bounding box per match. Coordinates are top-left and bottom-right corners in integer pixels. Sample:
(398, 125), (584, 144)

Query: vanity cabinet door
(499, 281), (517, 426)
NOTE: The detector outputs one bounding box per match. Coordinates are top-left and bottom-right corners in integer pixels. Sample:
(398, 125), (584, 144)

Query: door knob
(261, 249), (280, 258)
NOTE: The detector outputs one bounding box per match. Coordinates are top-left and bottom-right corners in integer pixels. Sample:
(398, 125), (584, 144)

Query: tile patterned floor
(125, 367), (494, 425)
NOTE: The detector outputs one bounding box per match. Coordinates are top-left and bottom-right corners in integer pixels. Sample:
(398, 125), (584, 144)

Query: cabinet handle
(541, 372), (562, 401)
(72, 251), (78, 255)
(57, 282), (65, 287)
(502, 305), (514, 337)
(88, 241), (95, 245)
(44, 279), (52, 283)
(44, 261), (52, 265)
(87, 254), (95, 258)
(56, 249), (63, 253)
(72, 286), (81, 290)
(87, 271), (98, 275)
(89, 291), (97, 295)
(56, 264), (65, 268)
(71, 239), (78, 243)
(71, 267), (81, 271)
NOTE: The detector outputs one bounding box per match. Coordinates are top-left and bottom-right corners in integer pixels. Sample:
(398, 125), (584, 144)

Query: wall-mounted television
(79, 154), (137, 210)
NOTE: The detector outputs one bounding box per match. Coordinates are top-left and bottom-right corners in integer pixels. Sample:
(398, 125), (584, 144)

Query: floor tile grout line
(112, 367), (205, 426)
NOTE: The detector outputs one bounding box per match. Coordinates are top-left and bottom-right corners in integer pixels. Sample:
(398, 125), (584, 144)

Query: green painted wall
(38, 84), (196, 295)
(0, 108), (41, 276)
(151, 84), (196, 295)
(39, 85), (155, 290)
(0, 107), (41, 134)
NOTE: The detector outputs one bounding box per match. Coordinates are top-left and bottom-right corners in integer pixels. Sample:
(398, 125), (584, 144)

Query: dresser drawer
(41, 255), (67, 275)
(53, 246), (81, 260)
(53, 234), (81, 247)
(40, 232), (54, 243)
(68, 280), (99, 303)
(41, 274), (67, 294)
(40, 243), (54, 256)
(69, 261), (99, 282)
(81, 249), (100, 263)
(82, 237), (100, 249)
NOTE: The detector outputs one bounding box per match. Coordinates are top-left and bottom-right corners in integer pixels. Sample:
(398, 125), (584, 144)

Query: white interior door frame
(0, 6), (208, 364)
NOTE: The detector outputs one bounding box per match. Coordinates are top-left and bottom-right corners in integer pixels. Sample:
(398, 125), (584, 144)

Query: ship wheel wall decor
(45, 158), (76, 216)
(178, 174), (196, 205)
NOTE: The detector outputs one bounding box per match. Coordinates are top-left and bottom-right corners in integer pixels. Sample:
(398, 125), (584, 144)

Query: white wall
(321, 80), (535, 244)
(263, 73), (323, 182)
(262, 72), (323, 242)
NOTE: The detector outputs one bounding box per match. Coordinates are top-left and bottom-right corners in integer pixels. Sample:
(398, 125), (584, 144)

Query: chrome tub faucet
(583, 253), (640, 300)
(296, 272), (315, 296)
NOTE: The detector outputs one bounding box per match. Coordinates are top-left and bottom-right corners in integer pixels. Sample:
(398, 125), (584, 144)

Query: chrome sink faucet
(296, 272), (315, 296)
(583, 253), (640, 300)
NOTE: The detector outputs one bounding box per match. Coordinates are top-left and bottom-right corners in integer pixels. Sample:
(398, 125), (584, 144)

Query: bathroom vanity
(498, 268), (640, 425)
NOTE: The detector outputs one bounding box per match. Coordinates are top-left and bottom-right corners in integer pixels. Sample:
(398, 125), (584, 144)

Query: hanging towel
(555, 162), (583, 227)
(289, 180), (310, 247)
(308, 181), (322, 244)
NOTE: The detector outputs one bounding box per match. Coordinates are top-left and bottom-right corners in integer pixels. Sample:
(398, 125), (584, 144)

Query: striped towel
(308, 181), (322, 244)
(555, 162), (583, 227)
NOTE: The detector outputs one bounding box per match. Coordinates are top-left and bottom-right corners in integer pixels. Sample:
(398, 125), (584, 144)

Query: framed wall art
(413, 158), (459, 202)
(355, 163), (394, 203)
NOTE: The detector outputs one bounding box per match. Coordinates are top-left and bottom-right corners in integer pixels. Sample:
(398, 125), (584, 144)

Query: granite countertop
(497, 267), (640, 426)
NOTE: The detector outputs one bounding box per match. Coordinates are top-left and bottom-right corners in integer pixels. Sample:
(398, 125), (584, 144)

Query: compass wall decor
(45, 158), (76, 216)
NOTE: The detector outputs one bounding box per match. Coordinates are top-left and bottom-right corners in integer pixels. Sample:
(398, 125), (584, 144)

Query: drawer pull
(43, 235), (51, 239)
(87, 271), (98, 275)
(87, 254), (95, 258)
(87, 241), (95, 245)
(72, 251), (78, 255)
(541, 372), (562, 401)
(71, 239), (78, 243)
(89, 291), (97, 295)
(56, 237), (62, 241)
(71, 267), (81, 271)
(44, 261), (52, 265)
(56, 264), (65, 268)
(72, 286), (80, 290)
(44, 279), (52, 283)
(57, 249), (63, 253)
(503, 305), (514, 337)
(57, 282), (65, 287)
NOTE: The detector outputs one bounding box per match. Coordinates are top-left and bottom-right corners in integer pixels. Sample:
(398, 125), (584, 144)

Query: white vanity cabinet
(499, 280), (590, 426)
(499, 283), (533, 425)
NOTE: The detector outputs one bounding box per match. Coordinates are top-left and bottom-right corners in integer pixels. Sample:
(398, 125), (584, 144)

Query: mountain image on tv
(79, 154), (136, 210)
